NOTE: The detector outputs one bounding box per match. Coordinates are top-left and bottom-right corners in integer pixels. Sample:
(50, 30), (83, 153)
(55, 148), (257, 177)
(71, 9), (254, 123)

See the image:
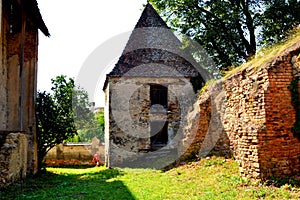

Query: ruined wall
(180, 81), (231, 160)
(45, 139), (105, 166)
(0, 132), (28, 187)
(181, 42), (300, 180)
(223, 65), (269, 179)
(105, 77), (193, 167)
(258, 51), (300, 179)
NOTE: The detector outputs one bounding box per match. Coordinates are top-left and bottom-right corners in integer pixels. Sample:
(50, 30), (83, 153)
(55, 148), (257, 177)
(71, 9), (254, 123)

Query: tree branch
(240, 0), (256, 56)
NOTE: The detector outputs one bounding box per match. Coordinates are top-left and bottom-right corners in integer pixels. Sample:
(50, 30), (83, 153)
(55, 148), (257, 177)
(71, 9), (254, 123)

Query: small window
(150, 84), (168, 107)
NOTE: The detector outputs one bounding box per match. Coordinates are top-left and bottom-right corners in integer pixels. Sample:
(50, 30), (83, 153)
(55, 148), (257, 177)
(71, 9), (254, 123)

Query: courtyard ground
(0, 156), (299, 199)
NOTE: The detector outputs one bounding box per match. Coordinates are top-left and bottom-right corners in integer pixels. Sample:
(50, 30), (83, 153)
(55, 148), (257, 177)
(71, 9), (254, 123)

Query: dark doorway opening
(150, 84), (168, 149)
(150, 121), (168, 149)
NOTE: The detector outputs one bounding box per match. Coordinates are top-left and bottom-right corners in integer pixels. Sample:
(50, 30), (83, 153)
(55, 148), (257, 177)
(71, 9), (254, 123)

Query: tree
(94, 110), (105, 141)
(261, 0), (300, 46)
(149, 0), (300, 70)
(70, 90), (104, 143)
(72, 88), (95, 131)
(36, 75), (92, 171)
(73, 110), (105, 143)
(36, 75), (103, 170)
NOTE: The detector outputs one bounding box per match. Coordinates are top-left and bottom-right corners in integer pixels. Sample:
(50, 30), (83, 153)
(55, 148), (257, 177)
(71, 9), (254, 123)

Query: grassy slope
(0, 157), (299, 200)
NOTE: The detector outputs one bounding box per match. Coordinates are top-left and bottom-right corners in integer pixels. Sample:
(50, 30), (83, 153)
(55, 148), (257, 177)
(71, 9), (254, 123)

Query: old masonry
(104, 3), (300, 180)
(0, 0), (49, 186)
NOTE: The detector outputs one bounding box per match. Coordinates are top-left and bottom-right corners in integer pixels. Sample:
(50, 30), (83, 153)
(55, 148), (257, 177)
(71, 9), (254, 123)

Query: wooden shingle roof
(104, 3), (200, 88)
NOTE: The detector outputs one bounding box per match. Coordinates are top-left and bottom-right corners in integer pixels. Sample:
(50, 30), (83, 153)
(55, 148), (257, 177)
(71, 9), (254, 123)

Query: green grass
(1, 157), (300, 199)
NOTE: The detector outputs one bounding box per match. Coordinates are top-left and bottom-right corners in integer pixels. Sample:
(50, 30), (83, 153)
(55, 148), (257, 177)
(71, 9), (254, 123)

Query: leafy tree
(149, 0), (300, 70)
(261, 0), (300, 46)
(71, 110), (104, 143)
(72, 89), (94, 130)
(36, 75), (94, 171)
(95, 111), (105, 133)
(70, 88), (104, 143)
(95, 110), (105, 141)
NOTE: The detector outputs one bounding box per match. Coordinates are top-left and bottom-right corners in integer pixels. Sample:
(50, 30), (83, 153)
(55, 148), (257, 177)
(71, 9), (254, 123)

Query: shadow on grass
(0, 167), (136, 200)
(266, 177), (300, 188)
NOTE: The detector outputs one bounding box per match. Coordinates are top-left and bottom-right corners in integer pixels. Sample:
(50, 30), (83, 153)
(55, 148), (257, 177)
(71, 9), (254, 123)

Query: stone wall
(0, 132), (28, 187)
(181, 41), (300, 180)
(45, 138), (105, 166)
(105, 77), (195, 167)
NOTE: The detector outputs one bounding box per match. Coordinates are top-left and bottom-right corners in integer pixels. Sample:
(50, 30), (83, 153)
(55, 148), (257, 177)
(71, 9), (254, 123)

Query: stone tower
(103, 3), (203, 168)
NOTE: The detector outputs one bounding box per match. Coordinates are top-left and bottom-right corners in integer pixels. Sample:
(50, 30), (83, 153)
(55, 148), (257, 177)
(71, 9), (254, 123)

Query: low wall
(0, 132), (28, 187)
(45, 138), (105, 166)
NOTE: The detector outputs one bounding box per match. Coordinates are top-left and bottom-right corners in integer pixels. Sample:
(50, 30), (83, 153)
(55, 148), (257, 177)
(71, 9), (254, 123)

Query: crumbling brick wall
(181, 42), (300, 180)
(258, 50), (300, 179)
(180, 81), (231, 160)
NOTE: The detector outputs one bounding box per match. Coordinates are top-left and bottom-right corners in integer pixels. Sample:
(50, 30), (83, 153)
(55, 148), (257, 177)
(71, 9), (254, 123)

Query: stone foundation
(0, 133), (28, 187)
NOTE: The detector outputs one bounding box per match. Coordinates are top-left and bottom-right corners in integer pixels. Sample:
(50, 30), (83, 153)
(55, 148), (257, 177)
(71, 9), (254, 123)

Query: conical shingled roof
(106, 3), (200, 79)
(134, 3), (169, 29)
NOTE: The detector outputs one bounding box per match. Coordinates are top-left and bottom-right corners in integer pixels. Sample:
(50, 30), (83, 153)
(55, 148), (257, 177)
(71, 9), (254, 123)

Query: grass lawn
(1, 157), (300, 200)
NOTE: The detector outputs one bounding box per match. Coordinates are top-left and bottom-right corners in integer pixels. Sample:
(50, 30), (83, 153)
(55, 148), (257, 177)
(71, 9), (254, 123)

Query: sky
(37, 0), (147, 107)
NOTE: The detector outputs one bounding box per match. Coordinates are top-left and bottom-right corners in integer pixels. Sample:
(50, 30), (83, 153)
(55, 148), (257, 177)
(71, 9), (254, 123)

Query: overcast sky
(37, 0), (147, 107)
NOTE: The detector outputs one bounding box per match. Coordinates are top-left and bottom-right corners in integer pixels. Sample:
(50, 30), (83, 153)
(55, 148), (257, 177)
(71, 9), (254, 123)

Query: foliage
(68, 110), (104, 143)
(1, 157), (300, 199)
(224, 28), (300, 78)
(36, 75), (77, 171)
(72, 88), (94, 131)
(69, 89), (104, 143)
(261, 0), (300, 46)
(149, 0), (300, 71)
(36, 75), (99, 171)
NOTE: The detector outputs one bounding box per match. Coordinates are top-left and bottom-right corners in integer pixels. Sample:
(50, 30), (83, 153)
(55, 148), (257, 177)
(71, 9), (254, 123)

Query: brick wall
(259, 52), (300, 179)
(181, 42), (300, 180)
